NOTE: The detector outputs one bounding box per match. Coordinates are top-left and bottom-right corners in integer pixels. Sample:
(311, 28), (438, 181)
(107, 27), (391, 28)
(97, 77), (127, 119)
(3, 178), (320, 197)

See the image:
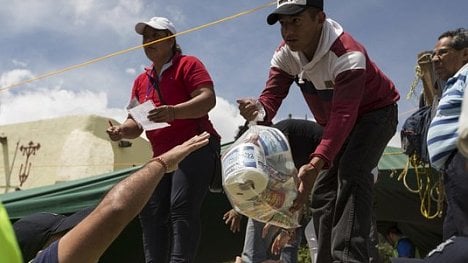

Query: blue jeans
(311, 104), (398, 263)
(241, 218), (302, 263)
(442, 151), (468, 240)
(139, 138), (219, 263)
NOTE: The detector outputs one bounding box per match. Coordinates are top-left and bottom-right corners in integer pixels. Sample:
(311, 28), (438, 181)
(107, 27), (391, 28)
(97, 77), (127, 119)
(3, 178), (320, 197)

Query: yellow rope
(397, 154), (444, 219)
(0, 1), (275, 93)
(406, 64), (423, 100)
(400, 58), (445, 219)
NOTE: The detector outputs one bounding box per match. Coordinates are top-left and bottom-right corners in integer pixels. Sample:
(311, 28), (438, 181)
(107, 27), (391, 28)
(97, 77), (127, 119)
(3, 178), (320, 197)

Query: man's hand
(261, 223), (287, 255)
(271, 229), (294, 255)
(223, 209), (242, 233)
(290, 161), (321, 212)
(157, 132), (210, 172)
(237, 98), (260, 122)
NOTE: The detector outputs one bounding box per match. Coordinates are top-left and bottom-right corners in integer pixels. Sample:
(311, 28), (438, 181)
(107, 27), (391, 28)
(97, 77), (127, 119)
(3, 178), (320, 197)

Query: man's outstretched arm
(57, 132), (210, 263)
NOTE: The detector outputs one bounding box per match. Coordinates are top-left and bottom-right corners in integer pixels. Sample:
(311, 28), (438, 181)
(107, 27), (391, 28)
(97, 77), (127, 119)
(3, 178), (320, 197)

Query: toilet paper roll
(224, 168), (269, 201)
(222, 143), (265, 175)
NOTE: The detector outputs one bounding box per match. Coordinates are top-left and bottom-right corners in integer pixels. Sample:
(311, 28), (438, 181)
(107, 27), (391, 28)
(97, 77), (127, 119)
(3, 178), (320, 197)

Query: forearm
(58, 160), (165, 263)
(58, 132), (211, 263)
(173, 86), (215, 119)
(97, 160), (164, 229)
(120, 116), (144, 139)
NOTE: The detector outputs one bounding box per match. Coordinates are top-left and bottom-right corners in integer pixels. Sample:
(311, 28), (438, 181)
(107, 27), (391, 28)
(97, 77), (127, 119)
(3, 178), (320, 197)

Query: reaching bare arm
(57, 132), (210, 263)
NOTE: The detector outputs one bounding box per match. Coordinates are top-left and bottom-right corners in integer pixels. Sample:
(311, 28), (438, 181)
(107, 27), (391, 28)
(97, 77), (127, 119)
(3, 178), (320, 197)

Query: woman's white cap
(135, 17), (176, 35)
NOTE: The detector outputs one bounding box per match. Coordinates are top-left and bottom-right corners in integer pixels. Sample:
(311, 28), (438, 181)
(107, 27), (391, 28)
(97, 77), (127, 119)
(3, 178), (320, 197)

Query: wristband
(153, 157), (168, 173)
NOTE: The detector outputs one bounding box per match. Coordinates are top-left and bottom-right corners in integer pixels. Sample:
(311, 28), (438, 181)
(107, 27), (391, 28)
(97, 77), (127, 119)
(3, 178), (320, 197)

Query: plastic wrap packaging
(221, 124), (300, 229)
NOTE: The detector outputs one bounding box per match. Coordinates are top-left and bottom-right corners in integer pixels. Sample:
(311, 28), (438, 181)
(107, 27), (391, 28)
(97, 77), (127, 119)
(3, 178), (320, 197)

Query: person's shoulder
(133, 69), (149, 85)
(398, 237), (415, 247)
(271, 40), (298, 69)
(176, 54), (211, 71)
(135, 67), (150, 79)
(175, 54), (204, 64)
(273, 41), (295, 59)
(273, 40), (288, 52)
(330, 31), (366, 56)
(455, 62), (468, 76)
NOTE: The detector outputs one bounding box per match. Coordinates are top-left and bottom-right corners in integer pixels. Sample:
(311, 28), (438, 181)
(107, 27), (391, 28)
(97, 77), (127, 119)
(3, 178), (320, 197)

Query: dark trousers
(311, 104), (398, 263)
(139, 138), (220, 263)
(442, 151), (468, 240)
(274, 119), (323, 168)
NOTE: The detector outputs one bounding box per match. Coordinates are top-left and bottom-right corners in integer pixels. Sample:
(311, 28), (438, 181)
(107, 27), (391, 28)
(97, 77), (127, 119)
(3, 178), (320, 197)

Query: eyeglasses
(431, 47), (453, 60)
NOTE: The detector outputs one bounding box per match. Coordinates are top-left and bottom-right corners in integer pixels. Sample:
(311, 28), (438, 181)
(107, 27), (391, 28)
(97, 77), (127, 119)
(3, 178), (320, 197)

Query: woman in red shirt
(107, 16), (220, 262)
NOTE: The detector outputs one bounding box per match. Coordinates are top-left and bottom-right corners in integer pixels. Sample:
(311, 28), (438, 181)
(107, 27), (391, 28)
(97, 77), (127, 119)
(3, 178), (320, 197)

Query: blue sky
(0, 0), (466, 145)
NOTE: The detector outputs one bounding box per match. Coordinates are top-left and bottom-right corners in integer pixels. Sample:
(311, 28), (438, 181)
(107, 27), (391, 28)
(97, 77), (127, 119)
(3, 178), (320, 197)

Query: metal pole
(0, 135), (10, 193)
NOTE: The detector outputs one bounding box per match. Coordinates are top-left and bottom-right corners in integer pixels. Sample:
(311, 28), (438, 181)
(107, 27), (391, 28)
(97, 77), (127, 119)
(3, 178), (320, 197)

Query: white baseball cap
(135, 17), (177, 35)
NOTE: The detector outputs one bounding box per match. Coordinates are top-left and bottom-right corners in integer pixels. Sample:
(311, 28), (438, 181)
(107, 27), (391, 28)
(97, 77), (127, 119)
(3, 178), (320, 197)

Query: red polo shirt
(130, 52), (220, 156)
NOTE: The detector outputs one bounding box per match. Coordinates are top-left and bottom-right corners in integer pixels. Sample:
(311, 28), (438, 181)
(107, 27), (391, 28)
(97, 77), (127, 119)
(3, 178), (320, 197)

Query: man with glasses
(426, 28), (468, 240)
(386, 27), (468, 263)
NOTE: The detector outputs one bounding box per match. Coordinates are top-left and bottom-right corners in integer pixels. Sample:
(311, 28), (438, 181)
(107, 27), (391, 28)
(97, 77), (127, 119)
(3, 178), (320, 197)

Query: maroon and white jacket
(258, 18), (400, 167)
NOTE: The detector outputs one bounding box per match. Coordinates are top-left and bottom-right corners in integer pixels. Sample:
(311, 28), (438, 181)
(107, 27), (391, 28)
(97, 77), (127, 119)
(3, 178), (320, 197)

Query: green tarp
(1, 166), (241, 262)
(374, 146), (443, 257)
(1, 146), (443, 261)
(2, 167), (136, 219)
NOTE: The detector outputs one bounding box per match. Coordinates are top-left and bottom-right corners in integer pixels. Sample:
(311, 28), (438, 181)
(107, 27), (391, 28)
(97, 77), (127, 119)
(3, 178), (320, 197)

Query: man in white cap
(237, 0), (400, 262)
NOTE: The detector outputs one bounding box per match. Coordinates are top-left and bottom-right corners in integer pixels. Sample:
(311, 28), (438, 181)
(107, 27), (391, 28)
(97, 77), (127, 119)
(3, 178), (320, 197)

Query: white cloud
(0, 88), (122, 125)
(0, 69), (34, 88)
(71, 0), (94, 24)
(98, 0), (145, 37)
(0, 0), (144, 38)
(125, 68), (137, 75)
(12, 60), (28, 68)
(210, 97), (245, 143)
(0, 86), (244, 145)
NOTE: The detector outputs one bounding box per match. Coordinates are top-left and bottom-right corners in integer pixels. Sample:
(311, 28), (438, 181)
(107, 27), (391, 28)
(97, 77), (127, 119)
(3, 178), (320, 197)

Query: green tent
(375, 146), (443, 257)
(1, 146), (443, 261)
(1, 165), (242, 262)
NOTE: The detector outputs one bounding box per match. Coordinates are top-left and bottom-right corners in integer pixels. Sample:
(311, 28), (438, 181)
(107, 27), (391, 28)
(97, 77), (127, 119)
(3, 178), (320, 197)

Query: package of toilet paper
(221, 124), (300, 229)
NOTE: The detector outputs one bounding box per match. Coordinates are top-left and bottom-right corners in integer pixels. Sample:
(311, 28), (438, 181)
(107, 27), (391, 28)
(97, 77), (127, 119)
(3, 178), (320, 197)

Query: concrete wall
(0, 115), (152, 193)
